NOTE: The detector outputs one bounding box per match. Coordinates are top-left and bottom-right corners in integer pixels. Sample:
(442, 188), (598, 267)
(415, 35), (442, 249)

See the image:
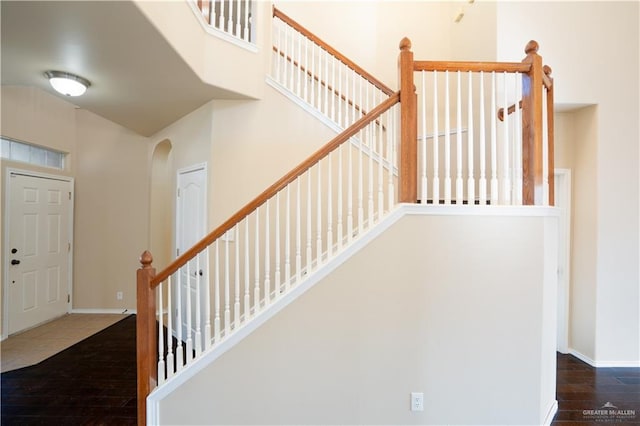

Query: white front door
(5, 170), (73, 335)
(175, 164), (208, 351)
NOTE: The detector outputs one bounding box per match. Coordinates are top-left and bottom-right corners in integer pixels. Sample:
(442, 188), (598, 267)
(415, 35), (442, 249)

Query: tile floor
(0, 313), (127, 373)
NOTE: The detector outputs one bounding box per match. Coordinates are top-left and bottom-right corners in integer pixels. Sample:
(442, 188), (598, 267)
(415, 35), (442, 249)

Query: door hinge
(177, 248), (180, 256)
(69, 191), (72, 200)
(68, 242), (71, 252)
(67, 294), (70, 303)
(177, 188), (181, 197)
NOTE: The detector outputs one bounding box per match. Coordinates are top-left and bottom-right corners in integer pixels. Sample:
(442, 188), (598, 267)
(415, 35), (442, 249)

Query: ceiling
(1, 1), (246, 137)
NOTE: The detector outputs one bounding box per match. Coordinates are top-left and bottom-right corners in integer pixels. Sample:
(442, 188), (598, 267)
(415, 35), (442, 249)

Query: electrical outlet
(116, 291), (123, 301)
(410, 392), (424, 412)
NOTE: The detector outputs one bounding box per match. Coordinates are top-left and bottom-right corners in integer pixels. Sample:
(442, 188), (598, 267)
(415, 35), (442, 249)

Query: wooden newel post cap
(525, 40), (539, 55)
(399, 37), (412, 51)
(543, 65), (552, 76)
(140, 250), (153, 269)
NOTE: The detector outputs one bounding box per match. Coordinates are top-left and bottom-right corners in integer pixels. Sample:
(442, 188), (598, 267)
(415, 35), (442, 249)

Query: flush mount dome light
(45, 71), (91, 96)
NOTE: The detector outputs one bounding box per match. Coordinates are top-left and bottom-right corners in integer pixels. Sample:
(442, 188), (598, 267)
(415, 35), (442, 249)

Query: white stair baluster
(420, 71), (428, 204)
(490, 71), (498, 205)
(275, 193), (281, 298)
(327, 154), (333, 259)
(175, 269), (183, 371)
(204, 247), (211, 349)
(310, 43), (316, 108)
(235, 0), (241, 37)
(502, 72), (511, 205)
(296, 31), (302, 97)
(275, 20), (281, 83)
(433, 72), (440, 204)
(358, 128), (364, 233)
(347, 138), (354, 243)
(157, 284), (165, 384)
(218, 0), (225, 30)
(224, 237), (230, 336)
(338, 62), (343, 127)
(316, 164), (323, 266)
(295, 178), (302, 283)
(467, 71), (475, 204)
(324, 50), (329, 116)
(234, 227), (240, 328)
(244, 219), (250, 319)
(285, 187), (291, 290)
(456, 71), (463, 204)
(331, 56), (336, 123)
(387, 109), (396, 210)
(303, 37), (309, 102)
(195, 254), (202, 355)
(227, 0), (233, 35)
(254, 208), (260, 313)
(243, 0), (249, 42)
(185, 260), (193, 362)
(377, 117), (384, 218)
(288, 27), (294, 91)
(214, 243), (221, 342)
(367, 125), (374, 226)
(306, 170), (312, 271)
(444, 70), (451, 205)
(479, 71), (487, 205)
(264, 200), (271, 305)
(337, 146), (344, 250)
(166, 276), (174, 378)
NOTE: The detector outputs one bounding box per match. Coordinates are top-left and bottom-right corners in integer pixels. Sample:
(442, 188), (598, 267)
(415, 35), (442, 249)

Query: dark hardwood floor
(553, 352), (640, 425)
(2, 317), (639, 425)
(1, 315), (137, 425)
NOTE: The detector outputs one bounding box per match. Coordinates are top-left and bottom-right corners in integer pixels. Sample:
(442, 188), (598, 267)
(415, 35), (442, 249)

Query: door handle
(11, 259), (20, 265)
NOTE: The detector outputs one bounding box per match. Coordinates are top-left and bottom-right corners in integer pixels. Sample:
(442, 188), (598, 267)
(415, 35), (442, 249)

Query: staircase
(136, 5), (556, 425)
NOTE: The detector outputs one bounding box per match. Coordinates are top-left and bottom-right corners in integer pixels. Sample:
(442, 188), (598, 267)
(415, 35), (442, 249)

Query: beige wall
(157, 212), (558, 425)
(1, 87), (150, 326)
(134, 0), (270, 100)
(497, 1), (639, 364)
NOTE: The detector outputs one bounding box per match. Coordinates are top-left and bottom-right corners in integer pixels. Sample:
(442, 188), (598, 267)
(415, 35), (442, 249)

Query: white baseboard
(71, 308), (136, 315)
(569, 348), (640, 367)
(543, 400), (559, 426)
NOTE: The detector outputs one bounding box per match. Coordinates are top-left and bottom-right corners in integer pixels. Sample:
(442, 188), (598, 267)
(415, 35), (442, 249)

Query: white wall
(497, 1), (639, 365)
(156, 210), (558, 425)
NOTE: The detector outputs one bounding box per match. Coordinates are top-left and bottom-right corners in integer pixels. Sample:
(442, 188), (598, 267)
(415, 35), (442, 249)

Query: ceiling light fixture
(44, 70), (91, 97)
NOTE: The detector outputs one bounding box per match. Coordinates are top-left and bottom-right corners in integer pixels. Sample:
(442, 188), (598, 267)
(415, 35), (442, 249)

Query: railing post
(137, 251), (157, 426)
(544, 65), (555, 206)
(521, 40), (544, 205)
(398, 37), (417, 203)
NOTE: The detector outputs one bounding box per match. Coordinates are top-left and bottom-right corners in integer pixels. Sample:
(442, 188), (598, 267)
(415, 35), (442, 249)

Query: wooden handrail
(498, 100), (523, 121)
(414, 61), (531, 73)
(151, 93), (400, 287)
(273, 6), (394, 97)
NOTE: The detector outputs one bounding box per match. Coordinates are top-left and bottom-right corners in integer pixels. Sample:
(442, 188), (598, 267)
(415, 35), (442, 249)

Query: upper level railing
(136, 32), (554, 426)
(397, 38), (554, 206)
(194, 0), (253, 43)
(271, 6), (394, 130)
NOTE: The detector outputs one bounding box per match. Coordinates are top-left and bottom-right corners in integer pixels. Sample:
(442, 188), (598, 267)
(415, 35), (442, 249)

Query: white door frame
(3, 168), (74, 339)
(554, 168), (571, 354)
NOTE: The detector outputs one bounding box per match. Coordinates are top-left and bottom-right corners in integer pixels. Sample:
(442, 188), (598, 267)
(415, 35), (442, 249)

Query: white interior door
(175, 164), (208, 351)
(554, 169), (571, 354)
(5, 170), (73, 335)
